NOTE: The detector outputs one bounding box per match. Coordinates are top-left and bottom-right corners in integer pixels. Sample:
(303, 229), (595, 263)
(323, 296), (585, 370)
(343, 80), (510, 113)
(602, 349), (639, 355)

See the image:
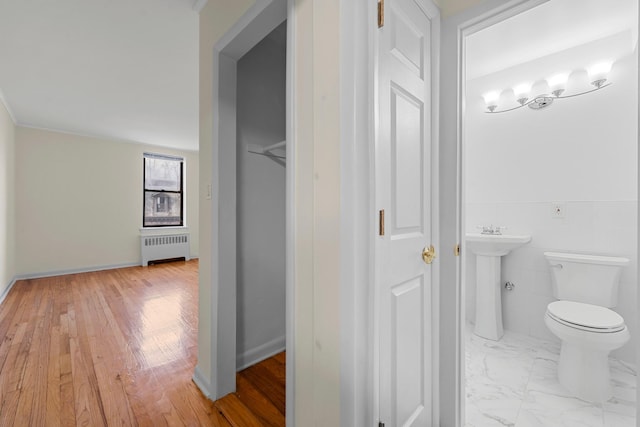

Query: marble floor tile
(603, 410), (636, 427)
(465, 326), (637, 427)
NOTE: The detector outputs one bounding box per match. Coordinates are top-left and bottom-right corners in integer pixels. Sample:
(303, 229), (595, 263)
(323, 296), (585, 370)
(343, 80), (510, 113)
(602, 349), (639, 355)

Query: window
(143, 153), (184, 227)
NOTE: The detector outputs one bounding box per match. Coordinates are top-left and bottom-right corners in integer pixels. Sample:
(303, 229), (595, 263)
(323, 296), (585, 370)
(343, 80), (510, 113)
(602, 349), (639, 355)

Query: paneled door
(375, 0), (439, 425)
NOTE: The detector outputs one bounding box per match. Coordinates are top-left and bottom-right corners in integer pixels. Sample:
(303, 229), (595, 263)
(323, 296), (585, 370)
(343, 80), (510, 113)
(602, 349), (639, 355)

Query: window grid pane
(143, 155), (184, 227)
(144, 157), (181, 192)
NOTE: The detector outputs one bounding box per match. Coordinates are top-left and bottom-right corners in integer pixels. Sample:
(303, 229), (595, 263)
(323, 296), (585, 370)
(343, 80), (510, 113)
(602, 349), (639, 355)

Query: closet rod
(263, 140), (286, 152)
(247, 149), (286, 160)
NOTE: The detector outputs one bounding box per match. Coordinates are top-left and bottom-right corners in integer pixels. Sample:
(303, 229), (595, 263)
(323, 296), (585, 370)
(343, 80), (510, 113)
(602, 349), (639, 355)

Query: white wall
(0, 94), (15, 296)
(15, 127), (199, 276)
(236, 22), (286, 368)
(464, 43), (638, 363)
(291, 0), (342, 423)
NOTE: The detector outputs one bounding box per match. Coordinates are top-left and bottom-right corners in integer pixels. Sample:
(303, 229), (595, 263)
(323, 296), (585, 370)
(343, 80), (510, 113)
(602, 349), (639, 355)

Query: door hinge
(378, 0), (384, 28)
(378, 209), (385, 236)
(454, 244), (461, 256)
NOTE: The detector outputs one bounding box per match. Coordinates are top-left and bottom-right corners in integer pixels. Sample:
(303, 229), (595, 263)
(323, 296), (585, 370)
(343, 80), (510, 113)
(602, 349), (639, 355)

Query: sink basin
(466, 232), (532, 340)
(466, 233), (532, 256)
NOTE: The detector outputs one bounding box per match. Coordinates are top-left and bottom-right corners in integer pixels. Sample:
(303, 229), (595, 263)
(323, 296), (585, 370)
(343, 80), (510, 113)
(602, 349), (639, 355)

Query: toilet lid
(547, 300), (625, 332)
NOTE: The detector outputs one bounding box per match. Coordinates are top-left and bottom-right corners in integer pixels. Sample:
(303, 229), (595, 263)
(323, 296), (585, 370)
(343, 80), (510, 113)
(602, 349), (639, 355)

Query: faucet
(478, 225), (506, 235)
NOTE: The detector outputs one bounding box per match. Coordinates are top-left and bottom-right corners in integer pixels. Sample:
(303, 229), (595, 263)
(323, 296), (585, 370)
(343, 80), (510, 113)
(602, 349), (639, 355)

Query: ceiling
(0, 0), (201, 151)
(466, 0), (638, 82)
(0, 0), (636, 152)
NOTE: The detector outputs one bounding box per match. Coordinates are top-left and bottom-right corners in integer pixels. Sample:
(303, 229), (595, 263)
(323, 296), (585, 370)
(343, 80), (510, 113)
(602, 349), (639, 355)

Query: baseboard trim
(0, 277), (17, 306)
(15, 262), (141, 281)
(236, 335), (286, 371)
(15, 258), (199, 281)
(192, 365), (212, 399)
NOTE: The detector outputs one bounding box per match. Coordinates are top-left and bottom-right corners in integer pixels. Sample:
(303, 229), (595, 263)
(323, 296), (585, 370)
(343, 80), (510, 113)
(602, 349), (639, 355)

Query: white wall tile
(465, 201), (637, 363)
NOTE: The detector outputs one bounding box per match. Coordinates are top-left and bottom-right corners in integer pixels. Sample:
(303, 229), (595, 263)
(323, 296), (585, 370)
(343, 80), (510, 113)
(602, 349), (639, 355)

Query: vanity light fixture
(483, 61), (613, 114)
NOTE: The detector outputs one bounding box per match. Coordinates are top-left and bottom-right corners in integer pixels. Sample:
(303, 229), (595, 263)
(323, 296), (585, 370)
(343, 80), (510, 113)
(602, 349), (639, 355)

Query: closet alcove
(236, 21), (287, 370)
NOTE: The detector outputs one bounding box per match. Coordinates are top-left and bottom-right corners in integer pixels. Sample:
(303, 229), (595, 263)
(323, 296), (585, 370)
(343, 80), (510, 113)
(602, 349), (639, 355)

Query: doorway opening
(236, 20), (287, 373)
(201, 0), (292, 422)
(459, 1), (638, 425)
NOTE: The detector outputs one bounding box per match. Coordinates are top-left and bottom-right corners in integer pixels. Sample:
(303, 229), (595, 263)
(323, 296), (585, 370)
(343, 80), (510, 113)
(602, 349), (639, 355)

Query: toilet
(543, 251), (630, 403)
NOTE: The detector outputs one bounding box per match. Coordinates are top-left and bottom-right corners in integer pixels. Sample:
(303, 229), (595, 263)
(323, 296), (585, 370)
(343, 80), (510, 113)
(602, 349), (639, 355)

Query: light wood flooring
(0, 260), (285, 426)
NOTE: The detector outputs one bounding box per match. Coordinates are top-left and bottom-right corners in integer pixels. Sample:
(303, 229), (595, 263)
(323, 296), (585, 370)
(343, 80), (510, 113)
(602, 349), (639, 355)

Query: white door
(376, 0), (438, 425)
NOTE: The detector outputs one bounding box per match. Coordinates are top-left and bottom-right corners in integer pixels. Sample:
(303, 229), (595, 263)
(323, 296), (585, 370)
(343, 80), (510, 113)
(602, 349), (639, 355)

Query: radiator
(140, 233), (190, 266)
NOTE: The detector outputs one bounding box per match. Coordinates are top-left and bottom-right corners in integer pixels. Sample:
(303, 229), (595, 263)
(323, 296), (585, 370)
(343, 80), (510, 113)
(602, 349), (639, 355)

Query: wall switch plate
(551, 202), (565, 219)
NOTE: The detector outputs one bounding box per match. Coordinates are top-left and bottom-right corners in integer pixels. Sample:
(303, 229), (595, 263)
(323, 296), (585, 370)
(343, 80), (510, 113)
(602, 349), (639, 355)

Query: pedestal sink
(466, 233), (532, 340)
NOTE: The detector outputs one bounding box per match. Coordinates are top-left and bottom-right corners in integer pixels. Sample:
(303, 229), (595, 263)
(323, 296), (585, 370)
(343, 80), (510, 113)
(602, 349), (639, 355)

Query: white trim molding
(0, 278), (18, 306)
(192, 365), (212, 398)
(338, 0), (375, 425)
(15, 262), (140, 281)
(285, 0), (295, 424)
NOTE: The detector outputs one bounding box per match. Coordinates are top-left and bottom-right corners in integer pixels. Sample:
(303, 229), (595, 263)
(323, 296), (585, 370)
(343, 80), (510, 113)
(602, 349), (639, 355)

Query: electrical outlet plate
(551, 202), (565, 219)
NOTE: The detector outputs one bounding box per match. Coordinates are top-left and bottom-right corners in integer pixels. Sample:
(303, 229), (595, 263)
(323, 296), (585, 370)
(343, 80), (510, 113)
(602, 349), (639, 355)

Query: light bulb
(482, 91), (500, 112)
(513, 82), (531, 105)
(482, 91), (499, 104)
(588, 62), (612, 87)
(548, 73), (568, 96)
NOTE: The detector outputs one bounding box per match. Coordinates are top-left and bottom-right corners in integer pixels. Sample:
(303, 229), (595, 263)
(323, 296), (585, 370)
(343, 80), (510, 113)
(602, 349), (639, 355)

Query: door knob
(422, 245), (436, 264)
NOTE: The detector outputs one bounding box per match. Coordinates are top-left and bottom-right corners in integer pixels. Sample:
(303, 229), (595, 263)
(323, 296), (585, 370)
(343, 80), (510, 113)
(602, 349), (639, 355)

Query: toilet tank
(544, 252), (629, 307)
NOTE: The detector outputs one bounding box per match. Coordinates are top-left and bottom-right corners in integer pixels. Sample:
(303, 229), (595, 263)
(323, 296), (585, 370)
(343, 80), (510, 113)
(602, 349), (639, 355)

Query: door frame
(453, 1), (640, 425)
(338, 0), (377, 425)
(203, 0), (293, 420)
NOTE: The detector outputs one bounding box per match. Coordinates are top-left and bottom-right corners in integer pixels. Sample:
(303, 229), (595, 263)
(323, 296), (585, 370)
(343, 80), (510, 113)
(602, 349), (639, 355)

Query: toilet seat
(546, 300), (625, 333)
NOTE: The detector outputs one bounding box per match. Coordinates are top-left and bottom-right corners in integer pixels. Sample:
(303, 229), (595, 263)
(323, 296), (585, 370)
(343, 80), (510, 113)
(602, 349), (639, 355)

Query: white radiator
(140, 233), (190, 266)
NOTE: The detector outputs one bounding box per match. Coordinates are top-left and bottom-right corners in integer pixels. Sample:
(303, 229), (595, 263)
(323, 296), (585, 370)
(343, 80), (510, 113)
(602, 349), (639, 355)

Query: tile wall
(465, 200), (637, 363)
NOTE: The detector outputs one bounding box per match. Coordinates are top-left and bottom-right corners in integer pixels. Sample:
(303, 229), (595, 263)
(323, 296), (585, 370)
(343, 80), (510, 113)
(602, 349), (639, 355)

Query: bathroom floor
(465, 324), (637, 427)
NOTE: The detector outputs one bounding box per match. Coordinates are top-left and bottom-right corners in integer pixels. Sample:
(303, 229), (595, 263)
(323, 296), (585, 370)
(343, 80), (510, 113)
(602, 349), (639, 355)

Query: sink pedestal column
(474, 254), (504, 340)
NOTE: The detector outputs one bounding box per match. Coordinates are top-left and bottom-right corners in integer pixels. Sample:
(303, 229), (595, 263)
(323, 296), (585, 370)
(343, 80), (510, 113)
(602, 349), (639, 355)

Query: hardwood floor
(0, 260), (285, 426)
